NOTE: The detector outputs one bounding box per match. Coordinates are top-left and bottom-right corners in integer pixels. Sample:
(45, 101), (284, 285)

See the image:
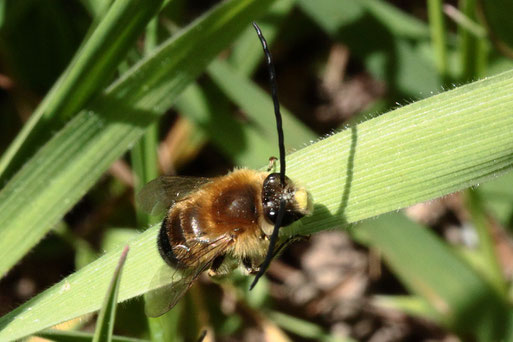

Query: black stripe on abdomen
(157, 216), (186, 269)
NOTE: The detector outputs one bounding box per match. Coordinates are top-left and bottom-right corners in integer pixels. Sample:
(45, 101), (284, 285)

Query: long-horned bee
(139, 23), (313, 317)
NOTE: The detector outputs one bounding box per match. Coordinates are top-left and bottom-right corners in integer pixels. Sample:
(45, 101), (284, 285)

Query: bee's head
(262, 173), (313, 226)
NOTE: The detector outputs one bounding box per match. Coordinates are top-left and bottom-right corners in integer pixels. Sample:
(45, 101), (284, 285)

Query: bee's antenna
(250, 22), (287, 290)
(252, 21), (286, 186)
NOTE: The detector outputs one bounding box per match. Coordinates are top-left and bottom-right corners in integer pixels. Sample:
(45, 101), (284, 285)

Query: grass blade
(0, 0), (275, 278)
(2, 67), (513, 341)
(428, 0), (450, 83)
(0, 0), (163, 183)
(207, 59), (317, 152)
(92, 245), (129, 342)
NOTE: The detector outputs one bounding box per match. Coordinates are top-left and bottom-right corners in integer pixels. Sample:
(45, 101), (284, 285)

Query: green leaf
(355, 214), (513, 341)
(3, 67), (513, 341)
(0, 0), (276, 278)
(92, 246), (129, 342)
(0, 0), (163, 183)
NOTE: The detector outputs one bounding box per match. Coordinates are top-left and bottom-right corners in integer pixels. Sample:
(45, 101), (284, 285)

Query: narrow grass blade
(464, 189), (506, 294)
(0, 0), (163, 183)
(132, 18), (161, 227)
(268, 311), (354, 342)
(207, 59), (316, 150)
(92, 245), (129, 342)
(0, 0), (276, 278)
(458, 0), (487, 81)
(2, 64), (513, 342)
(174, 82), (277, 168)
(355, 214), (513, 341)
(428, 0), (450, 83)
(36, 329), (148, 342)
(373, 295), (439, 323)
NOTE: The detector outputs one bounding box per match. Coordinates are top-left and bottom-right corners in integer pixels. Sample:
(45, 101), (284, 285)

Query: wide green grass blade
(2, 68), (513, 341)
(36, 329), (148, 342)
(0, 0), (276, 278)
(92, 246), (129, 342)
(355, 214), (513, 341)
(284, 69), (513, 236)
(0, 0), (163, 183)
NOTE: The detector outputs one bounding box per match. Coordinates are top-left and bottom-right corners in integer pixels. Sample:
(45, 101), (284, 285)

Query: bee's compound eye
(262, 173), (282, 224)
(262, 173), (304, 226)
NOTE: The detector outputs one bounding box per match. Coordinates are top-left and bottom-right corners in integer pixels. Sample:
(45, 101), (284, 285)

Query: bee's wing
(144, 262), (211, 317)
(136, 176), (211, 216)
(144, 235), (234, 317)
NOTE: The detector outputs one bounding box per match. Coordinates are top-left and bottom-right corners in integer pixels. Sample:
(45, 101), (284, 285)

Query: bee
(139, 22), (313, 317)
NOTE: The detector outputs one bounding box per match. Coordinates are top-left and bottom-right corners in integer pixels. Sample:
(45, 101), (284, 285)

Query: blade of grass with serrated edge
(92, 246), (129, 342)
(3, 68), (513, 340)
(0, 0), (163, 184)
(0, 0), (276, 279)
(36, 329), (148, 342)
(355, 214), (513, 341)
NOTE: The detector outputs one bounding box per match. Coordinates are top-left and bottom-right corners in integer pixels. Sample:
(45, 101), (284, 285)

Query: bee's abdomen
(158, 214), (186, 268)
(158, 203), (209, 269)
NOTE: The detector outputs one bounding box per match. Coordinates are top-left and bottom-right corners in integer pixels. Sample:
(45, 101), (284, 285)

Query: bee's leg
(272, 235), (310, 258)
(208, 254), (226, 277)
(267, 156), (277, 172)
(243, 257), (259, 274)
